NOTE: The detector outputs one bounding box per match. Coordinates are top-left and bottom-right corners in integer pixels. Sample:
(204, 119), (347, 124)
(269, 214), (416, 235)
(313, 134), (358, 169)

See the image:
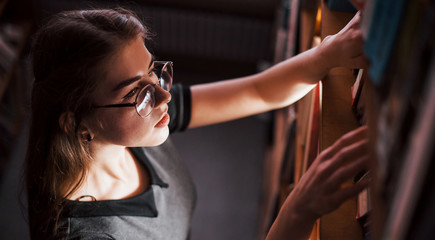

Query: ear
(59, 111), (76, 136)
(59, 112), (94, 141)
(77, 116), (95, 142)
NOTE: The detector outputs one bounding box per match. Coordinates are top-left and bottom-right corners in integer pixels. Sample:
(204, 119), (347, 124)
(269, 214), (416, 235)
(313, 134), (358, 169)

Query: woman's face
(88, 37), (171, 147)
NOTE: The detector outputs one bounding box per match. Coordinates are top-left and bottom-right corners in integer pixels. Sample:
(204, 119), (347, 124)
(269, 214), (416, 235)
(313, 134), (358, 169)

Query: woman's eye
(124, 87), (139, 99)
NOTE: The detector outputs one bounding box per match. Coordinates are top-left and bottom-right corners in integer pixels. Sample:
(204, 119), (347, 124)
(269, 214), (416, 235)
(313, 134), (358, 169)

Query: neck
(67, 141), (142, 201)
(88, 142), (130, 179)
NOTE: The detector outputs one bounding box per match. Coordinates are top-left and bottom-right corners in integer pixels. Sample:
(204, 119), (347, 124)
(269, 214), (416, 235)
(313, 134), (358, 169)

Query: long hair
(26, 8), (149, 239)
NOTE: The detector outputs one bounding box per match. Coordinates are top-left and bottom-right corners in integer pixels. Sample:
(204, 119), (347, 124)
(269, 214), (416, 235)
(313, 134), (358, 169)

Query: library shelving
(260, 0), (434, 239)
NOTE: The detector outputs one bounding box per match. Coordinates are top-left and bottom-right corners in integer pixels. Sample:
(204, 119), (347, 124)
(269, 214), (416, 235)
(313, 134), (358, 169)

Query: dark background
(0, 0), (281, 239)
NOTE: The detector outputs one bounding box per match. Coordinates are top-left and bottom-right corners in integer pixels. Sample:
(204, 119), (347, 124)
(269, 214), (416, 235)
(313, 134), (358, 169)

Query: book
(363, 0), (408, 85)
(356, 172), (371, 219)
(355, 171), (371, 240)
(302, 82), (321, 173)
(351, 69), (366, 125)
(351, 70), (363, 103)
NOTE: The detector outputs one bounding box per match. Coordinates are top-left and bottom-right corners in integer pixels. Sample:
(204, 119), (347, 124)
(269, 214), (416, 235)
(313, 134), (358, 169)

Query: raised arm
(188, 12), (367, 128)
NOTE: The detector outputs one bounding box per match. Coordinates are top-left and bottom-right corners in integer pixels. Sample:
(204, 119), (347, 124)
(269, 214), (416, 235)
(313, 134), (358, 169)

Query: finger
(316, 140), (368, 185)
(330, 139), (369, 168)
(325, 156), (370, 192)
(331, 176), (369, 204)
(319, 126), (368, 161)
(349, 11), (362, 27)
(316, 139), (368, 183)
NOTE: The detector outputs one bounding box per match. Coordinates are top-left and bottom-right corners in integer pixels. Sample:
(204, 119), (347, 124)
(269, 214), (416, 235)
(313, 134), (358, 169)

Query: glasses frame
(93, 61), (173, 118)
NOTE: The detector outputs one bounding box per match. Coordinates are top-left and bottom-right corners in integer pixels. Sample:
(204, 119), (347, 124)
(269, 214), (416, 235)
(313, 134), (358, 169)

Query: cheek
(92, 111), (169, 147)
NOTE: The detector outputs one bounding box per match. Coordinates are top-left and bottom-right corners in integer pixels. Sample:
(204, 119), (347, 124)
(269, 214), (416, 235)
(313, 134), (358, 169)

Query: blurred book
(351, 69), (366, 125)
(356, 172), (371, 240)
(363, 0), (408, 85)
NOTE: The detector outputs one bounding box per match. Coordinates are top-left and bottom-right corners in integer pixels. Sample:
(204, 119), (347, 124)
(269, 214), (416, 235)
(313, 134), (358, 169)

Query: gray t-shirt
(59, 84), (196, 239)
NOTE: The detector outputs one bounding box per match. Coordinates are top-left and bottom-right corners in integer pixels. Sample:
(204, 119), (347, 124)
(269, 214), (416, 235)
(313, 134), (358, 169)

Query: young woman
(26, 8), (369, 240)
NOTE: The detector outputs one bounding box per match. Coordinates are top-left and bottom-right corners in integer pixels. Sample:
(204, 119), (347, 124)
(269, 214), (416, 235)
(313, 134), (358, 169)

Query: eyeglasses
(93, 61), (173, 118)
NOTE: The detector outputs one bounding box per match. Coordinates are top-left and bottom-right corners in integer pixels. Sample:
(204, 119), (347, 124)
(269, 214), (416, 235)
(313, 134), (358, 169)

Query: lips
(155, 112), (170, 128)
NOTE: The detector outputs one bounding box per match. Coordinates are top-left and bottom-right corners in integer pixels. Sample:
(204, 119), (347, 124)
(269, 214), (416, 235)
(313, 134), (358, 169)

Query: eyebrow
(112, 55), (155, 92)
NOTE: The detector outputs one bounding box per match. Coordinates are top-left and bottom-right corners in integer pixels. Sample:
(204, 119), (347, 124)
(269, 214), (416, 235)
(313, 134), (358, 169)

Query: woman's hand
(290, 126), (369, 218)
(318, 11), (369, 69)
(267, 126), (370, 240)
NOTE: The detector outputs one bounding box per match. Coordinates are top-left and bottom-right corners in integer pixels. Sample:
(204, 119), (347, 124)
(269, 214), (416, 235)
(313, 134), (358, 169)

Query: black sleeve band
(168, 84), (191, 133)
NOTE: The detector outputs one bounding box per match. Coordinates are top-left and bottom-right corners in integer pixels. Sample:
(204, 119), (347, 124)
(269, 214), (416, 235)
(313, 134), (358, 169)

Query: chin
(144, 127), (170, 147)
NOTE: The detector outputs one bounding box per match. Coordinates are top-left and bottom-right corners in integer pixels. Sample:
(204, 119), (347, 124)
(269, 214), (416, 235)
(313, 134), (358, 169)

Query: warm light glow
(314, 7), (322, 36)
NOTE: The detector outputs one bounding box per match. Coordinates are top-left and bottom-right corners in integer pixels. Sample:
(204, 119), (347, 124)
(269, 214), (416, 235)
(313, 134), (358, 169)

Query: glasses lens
(157, 62), (173, 91)
(136, 85), (155, 117)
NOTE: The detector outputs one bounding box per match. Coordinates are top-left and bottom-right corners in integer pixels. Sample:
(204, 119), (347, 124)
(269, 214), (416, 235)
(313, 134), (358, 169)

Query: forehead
(102, 37), (152, 88)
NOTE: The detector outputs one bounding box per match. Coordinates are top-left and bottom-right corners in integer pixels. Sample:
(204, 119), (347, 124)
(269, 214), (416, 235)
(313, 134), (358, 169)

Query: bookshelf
(260, 0), (434, 239)
(0, 0), (33, 176)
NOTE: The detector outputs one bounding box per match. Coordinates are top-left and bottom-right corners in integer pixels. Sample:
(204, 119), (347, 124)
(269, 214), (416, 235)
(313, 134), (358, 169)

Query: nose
(154, 85), (171, 108)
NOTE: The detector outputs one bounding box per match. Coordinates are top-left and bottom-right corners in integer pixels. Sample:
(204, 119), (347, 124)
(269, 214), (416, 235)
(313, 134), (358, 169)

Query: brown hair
(26, 8), (149, 239)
